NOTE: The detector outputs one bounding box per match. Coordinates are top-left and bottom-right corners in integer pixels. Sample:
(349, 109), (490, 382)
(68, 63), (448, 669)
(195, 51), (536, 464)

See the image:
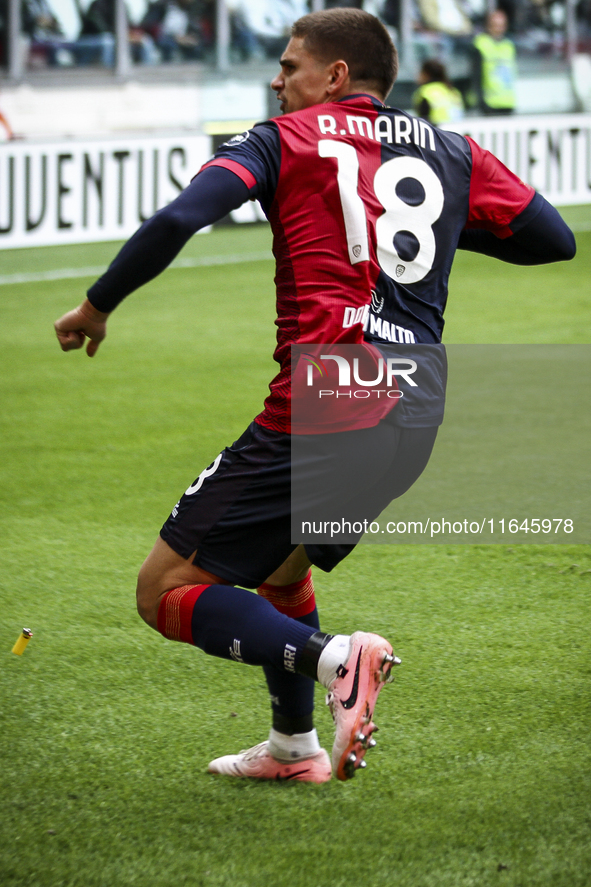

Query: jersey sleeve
(464, 136), (535, 239)
(198, 121), (281, 208)
(87, 166), (250, 312)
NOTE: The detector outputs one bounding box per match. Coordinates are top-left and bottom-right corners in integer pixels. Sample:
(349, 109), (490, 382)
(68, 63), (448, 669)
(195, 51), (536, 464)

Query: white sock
(317, 634), (351, 689)
(268, 727), (321, 762)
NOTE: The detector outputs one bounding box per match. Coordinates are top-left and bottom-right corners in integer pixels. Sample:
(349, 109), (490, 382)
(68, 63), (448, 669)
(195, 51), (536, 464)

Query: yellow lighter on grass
(12, 628), (33, 655)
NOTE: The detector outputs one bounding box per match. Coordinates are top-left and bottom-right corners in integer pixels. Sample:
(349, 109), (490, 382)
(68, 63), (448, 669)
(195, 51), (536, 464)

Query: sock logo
(229, 639), (244, 663)
(341, 648), (363, 710)
(284, 643), (297, 673)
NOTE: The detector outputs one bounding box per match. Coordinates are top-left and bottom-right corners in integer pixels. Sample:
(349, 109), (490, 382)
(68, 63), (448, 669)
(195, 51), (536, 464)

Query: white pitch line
(0, 250), (271, 287)
(0, 223), (590, 286)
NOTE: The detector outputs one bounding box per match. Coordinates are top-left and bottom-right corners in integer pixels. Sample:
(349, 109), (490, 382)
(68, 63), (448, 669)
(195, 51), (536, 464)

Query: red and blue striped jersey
(202, 94), (534, 432)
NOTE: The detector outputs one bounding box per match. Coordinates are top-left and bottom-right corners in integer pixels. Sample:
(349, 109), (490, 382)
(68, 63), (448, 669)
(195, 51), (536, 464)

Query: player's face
(271, 37), (336, 114)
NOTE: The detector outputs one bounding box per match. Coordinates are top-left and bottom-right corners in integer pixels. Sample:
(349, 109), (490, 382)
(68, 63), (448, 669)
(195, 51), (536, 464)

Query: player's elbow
(534, 201), (577, 262)
(514, 218), (576, 264)
(545, 227), (577, 263)
(558, 228), (576, 261)
(153, 203), (200, 241)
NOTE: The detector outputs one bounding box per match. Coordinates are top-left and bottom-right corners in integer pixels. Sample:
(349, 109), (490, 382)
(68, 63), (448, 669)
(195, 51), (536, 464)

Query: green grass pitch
(1, 206), (590, 887)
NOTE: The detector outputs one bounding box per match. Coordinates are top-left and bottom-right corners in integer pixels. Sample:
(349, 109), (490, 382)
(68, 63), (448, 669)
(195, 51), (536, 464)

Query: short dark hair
(291, 9), (398, 100)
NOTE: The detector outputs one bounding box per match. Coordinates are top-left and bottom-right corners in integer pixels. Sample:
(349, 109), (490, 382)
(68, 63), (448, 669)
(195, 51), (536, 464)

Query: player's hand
(54, 299), (110, 357)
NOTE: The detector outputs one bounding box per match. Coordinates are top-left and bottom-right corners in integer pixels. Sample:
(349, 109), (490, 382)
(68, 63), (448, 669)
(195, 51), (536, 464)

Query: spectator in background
(76, 0), (159, 66)
(413, 58), (464, 124)
(232, 0), (307, 59)
(472, 8), (517, 114)
(76, 0), (116, 65)
(380, 0), (400, 31)
(22, 0), (70, 66)
(229, 4), (261, 60)
(0, 0), (7, 66)
(141, 0), (211, 62)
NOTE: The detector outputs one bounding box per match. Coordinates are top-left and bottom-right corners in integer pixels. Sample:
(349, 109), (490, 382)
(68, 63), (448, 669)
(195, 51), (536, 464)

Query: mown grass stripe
(0, 220), (590, 288)
(0, 251), (271, 286)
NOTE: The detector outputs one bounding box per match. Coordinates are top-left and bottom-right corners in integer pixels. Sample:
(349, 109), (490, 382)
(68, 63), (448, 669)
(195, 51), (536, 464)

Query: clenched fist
(54, 299), (110, 357)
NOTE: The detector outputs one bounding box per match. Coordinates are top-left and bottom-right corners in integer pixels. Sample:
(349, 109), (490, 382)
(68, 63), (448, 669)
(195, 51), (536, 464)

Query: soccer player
(54, 9), (575, 784)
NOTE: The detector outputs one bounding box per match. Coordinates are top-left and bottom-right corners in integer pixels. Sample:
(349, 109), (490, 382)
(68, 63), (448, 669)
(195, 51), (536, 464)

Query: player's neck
(334, 89), (386, 107)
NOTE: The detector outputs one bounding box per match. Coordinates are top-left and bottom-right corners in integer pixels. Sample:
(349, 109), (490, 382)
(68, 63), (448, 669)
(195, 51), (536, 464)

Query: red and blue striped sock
(157, 582), (318, 673)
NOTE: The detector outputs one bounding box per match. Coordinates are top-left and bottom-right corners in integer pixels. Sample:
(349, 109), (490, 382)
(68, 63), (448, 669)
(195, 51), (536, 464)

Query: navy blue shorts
(160, 420), (437, 588)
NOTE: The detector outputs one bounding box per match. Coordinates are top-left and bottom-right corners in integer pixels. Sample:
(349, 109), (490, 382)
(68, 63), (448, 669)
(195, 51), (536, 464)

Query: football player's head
(271, 9), (397, 114)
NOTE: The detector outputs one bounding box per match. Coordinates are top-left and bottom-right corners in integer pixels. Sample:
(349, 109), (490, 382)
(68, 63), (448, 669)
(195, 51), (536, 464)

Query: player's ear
(327, 60), (349, 94)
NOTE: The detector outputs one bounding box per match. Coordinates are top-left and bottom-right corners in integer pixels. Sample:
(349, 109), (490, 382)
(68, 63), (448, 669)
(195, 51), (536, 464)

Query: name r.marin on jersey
(317, 113), (436, 151)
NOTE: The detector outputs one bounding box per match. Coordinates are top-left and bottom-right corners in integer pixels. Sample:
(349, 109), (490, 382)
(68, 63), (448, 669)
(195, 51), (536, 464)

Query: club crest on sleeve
(223, 132), (250, 148)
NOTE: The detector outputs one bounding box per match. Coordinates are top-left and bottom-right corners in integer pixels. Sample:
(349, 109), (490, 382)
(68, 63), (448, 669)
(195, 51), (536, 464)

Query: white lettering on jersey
(343, 306), (372, 328)
(375, 116), (393, 143)
(343, 305), (416, 344)
(317, 111), (436, 151)
(419, 120), (436, 151)
(346, 115), (374, 139)
(394, 116), (412, 145)
(375, 115), (436, 151)
(318, 114), (337, 135)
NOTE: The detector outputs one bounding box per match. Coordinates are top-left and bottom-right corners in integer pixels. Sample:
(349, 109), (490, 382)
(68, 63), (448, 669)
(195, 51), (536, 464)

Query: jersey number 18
(318, 140), (444, 285)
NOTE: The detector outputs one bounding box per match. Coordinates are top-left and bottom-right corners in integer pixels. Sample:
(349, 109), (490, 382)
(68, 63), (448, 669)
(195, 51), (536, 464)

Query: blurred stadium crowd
(0, 0), (589, 72)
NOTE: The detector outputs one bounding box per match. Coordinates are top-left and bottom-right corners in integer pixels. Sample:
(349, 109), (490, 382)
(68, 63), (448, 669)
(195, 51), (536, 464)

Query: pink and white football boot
(325, 631), (400, 781)
(208, 742), (332, 783)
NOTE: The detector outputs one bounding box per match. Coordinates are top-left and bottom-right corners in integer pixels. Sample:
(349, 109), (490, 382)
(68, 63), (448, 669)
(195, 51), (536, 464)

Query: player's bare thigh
(136, 537), (225, 629)
(136, 537), (311, 630)
(263, 544), (311, 585)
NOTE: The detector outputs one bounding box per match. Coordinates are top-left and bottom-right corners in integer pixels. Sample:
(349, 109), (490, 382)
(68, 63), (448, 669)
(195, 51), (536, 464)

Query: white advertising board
(0, 134), (211, 249)
(1, 114), (590, 250)
(445, 113), (591, 206)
